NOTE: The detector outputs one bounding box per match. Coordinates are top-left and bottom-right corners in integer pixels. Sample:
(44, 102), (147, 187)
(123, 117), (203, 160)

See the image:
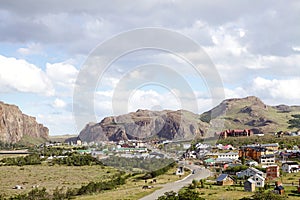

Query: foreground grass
(0, 165), (118, 197)
(76, 166), (187, 200)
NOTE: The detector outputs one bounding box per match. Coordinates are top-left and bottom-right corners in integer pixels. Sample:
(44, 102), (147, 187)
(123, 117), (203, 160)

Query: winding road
(140, 163), (211, 200)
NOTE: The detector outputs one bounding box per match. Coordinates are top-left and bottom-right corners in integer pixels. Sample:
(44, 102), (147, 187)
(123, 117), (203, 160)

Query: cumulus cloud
(0, 55), (54, 96)
(52, 98), (66, 108)
(251, 77), (300, 100)
(46, 62), (78, 96)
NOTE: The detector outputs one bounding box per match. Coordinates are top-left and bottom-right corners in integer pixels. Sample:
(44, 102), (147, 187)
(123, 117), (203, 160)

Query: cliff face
(0, 101), (49, 143)
(79, 109), (208, 142)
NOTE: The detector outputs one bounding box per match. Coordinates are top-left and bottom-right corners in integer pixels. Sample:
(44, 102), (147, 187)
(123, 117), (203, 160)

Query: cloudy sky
(0, 0), (300, 135)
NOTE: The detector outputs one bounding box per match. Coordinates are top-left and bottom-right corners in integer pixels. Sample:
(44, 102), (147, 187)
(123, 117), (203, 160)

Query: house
(217, 152), (239, 160)
(176, 166), (184, 176)
(239, 145), (269, 161)
(266, 165), (280, 179)
(261, 143), (279, 151)
(237, 167), (265, 178)
(282, 161), (299, 173)
(215, 129), (253, 139)
(248, 174), (265, 187)
(260, 154), (275, 165)
(216, 174), (234, 186)
(246, 160), (258, 167)
(244, 179), (255, 192)
(274, 181), (284, 195)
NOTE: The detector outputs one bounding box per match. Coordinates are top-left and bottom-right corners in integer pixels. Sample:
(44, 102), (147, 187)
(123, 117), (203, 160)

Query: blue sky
(0, 0), (300, 135)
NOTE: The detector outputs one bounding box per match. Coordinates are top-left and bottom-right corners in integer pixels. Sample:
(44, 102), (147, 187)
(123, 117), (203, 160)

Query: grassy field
(0, 165), (118, 197)
(76, 166), (187, 200)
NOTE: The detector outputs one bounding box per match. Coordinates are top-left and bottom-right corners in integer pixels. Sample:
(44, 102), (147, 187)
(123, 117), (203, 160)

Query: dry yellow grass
(0, 165), (118, 197)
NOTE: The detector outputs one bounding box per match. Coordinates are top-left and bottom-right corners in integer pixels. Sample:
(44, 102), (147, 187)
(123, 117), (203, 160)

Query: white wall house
(248, 174), (265, 187)
(282, 162), (299, 173)
(260, 154), (275, 165)
(218, 152), (239, 160)
(237, 167), (265, 178)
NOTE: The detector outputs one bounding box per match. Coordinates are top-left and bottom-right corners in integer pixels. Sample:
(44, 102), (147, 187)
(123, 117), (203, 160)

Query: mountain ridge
(79, 96), (300, 142)
(0, 101), (49, 143)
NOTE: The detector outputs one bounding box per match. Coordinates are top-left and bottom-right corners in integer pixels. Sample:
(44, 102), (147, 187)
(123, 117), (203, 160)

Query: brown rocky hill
(200, 96), (300, 134)
(79, 96), (300, 142)
(0, 101), (49, 143)
(79, 109), (208, 142)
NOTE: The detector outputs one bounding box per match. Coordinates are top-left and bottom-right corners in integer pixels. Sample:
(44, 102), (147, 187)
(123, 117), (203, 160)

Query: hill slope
(79, 109), (208, 142)
(79, 96), (300, 142)
(0, 101), (49, 143)
(200, 96), (300, 133)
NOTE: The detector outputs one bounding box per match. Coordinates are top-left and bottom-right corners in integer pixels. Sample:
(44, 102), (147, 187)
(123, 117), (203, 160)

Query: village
(38, 128), (300, 199)
(179, 129), (300, 199)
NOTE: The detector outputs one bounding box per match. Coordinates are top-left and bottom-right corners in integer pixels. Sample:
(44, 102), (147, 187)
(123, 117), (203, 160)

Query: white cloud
(251, 77), (300, 100)
(46, 62), (78, 95)
(52, 98), (66, 108)
(17, 43), (43, 56)
(0, 55), (54, 96)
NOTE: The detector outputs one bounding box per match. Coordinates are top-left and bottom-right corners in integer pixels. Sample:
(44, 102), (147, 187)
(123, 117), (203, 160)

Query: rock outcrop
(0, 101), (49, 143)
(79, 109), (208, 142)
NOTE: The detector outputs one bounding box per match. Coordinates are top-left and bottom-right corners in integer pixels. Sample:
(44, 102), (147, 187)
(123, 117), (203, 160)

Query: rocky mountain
(200, 96), (300, 134)
(79, 96), (300, 142)
(0, 101), (49, 143)
(79, 109), (208, 142)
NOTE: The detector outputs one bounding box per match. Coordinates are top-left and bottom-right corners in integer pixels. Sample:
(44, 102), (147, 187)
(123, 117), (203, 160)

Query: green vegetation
(288, 114), (300, 129)
(0, 141), (26, 150)
(0, 154), (42, 166)
(51, 154), (102, 166)
(102, 156), (175, 172)
(157, 189), (205, 200)
(0, 153), (102, 167)
(217, 134), (300, 148)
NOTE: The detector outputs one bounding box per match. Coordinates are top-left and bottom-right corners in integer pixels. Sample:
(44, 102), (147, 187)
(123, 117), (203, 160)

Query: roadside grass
(76, 166), (187, 200)
(195, 184), (252, 200)
(0, 165), (118, 197)
(277, 172), (300, 185)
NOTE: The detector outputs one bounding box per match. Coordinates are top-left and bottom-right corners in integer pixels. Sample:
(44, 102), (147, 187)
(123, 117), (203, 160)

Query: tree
(157, 191), (178, 200)
(288, 114), (300, 129)
(251, 191), (286, 200)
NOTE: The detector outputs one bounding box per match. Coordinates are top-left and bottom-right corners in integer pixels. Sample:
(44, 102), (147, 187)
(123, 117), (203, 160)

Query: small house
(246, 160), (258, 167)
(216, 174), (234, 186)
(282, 161), (299, 173)
(244, 179), (255, 192)
(248, 173), (265, 187)
(260, 154), (275, 165)
(266, 165), (280, 179)
(237, 167), (265, 178)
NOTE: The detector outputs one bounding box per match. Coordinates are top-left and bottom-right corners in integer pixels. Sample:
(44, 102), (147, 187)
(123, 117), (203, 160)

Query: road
(140, 163), (211, 200)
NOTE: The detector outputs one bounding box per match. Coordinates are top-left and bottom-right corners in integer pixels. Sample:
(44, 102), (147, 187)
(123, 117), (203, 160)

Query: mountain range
(79, 96), (300, 142)
(1, 96), (300, 144)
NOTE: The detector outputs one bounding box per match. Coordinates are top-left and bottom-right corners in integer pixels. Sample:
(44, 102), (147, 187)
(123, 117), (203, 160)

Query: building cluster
(184, 139), (300, 195)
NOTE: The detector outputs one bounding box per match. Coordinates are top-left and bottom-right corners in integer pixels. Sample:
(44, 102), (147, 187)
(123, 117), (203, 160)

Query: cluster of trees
(157, 189), (286, 200)
(2, 173), (128, 200)
(51, 154), (102, 166)
(288, 114), (300, 129)
(146, 161), (176, 178)
(102, 156), (175, 172)
(0, 141), (25, 150)
(0, 154), (42, 166)
(157, 189), (205, 200)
